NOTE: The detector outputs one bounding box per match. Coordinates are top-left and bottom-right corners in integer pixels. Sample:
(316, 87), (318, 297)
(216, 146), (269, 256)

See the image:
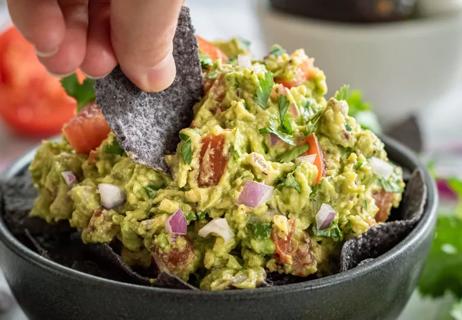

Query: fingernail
(82, 71), (110, 80)
(144, 54), (176, 92)
(35, 47), (59, 58)
(48, 70), (74, 79)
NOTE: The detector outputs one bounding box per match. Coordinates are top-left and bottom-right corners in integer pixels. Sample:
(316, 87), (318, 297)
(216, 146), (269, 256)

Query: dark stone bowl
(0, 137), (437, 320)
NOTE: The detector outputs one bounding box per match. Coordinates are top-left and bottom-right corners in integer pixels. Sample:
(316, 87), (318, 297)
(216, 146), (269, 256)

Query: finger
(80, 0), (116, 78)
(111, 0), (183, 92)
(39, 0), (89, 76)
(7, 0), (65, 56)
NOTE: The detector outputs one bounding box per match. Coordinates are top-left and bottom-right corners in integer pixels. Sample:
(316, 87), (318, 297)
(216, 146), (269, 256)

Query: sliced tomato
(198, 134), (228, 187)
(372, 190), (394, 222)
(62, 103), (110, 154)
(271, 219), (314, 276)
(305, 133), (325, 184)
(196, 35), (228, 63)
(0, 27), (76, 136)
(153, 237), (195, 277)
(276, 59), (315, 89)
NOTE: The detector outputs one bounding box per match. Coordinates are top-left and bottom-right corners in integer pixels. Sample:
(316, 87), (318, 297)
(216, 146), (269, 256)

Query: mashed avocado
(29, 40), (404, 290)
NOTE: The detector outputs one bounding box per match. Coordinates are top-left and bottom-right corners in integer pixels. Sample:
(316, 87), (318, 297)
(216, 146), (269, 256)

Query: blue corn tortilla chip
(340, 169), (427, 271)
(95, 6), (203, 171)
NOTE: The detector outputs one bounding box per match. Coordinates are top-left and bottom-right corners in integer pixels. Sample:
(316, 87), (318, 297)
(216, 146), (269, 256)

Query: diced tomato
(305, 133), (325, 184)
(196, 36), (228, 63)
(62, 103), (110, 154)
(372, 190), (394, 222)
(198, 134), (228, 187)
(153, 237), (195, 277)
(272, 219), (314, 276)
(276, 59), (315, 89)
(0, 27), (77, 136)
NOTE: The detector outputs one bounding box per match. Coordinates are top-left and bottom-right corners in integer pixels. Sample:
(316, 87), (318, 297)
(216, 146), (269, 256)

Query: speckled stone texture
(95, 6), (203, 171)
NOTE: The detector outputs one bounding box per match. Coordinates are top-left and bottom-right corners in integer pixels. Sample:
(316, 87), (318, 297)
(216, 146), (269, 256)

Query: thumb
(111, 0), (183, 92)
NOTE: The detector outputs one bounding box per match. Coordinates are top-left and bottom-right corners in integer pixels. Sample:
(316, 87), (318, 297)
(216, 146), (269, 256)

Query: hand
(7, 0), (183, 92)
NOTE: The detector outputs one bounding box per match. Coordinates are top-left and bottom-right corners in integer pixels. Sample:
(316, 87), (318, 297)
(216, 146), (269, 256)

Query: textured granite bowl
(0, 137), (437, 320)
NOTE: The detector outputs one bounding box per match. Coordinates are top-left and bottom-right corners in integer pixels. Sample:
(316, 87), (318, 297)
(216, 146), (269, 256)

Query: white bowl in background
(257, 3), (462, 126)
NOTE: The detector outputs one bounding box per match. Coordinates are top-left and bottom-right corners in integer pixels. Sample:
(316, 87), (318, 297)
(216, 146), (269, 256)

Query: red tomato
(276, 59), (315, 89)
(62, 103), (110, 154)
(196, 36), (228, 63)
(198, 134), (228, 187)
(153, 237), (195, 277)
(372, 190), (394, 222)
(271, 219), (314, 276)
(305, 133), (325, 184)
(0, 27), (76, 136)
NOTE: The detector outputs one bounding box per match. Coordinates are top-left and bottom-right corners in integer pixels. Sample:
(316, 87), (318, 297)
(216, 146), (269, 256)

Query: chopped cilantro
(179, 133), (192, 165)
(197, 211), (208, 220)
(312, 223), (343, 242)
(418, 215), (462, 298)
(379, 174), (403, 193)
(199, 53), (213, 69)
(230, 145), (240, 160)
(61, 74), (95, 112)
(278, 95), (293, 134)
(278, 172), (301, 193)
(345, 123), (352, 132)
(248, 222), (272, 240)
(144, 183), (163, 198)
(278, 145), (309, 163)
(103, 140), (124, 156)
(259, 126), (295, 146)
(186, 211), (208, 223)
(303, 110), (323, 136)
(334, 85), (381, 133)
(255, 72), (274, 109)
(269, 45), (286, 57)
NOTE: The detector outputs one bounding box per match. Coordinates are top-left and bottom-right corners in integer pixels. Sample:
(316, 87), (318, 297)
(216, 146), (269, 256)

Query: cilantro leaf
(379, 177), (403, 193)
(259, 126), (295, 146)
(278, 172), (301, 193)
(418, 215), (462, 298)
(179, 133), (192, 165)
(278, 145), (309, 163)
(144, 183), (164, 198)
(61, 74), (95, 112)
(312, 223), (343, 242)
(103, 140), (124, 156)
(334, 85), (381, 133)
(199, 53), (213, 69)
(248, 222), (272, 240)
(256, 72), (274, 109)
(278, 95), (293, 134)
(269, 45), (286, 57)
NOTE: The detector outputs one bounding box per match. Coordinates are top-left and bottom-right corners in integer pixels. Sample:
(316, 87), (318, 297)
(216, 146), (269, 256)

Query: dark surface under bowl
(0, 137), (437, 320)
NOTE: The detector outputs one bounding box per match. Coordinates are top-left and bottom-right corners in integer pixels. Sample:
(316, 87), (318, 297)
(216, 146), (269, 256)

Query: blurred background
(1, 0), (462, 319)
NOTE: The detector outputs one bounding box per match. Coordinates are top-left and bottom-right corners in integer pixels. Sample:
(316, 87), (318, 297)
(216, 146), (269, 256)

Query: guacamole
(29, 40), (404, 290)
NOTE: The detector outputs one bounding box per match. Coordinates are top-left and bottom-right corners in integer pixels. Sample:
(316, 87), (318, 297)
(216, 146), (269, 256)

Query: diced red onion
(270, 134), (281, 146)
(237, 181), (273, 208)
(165, 209), (187, 235)
(297, 154), (316, 164)
(198, 218), (234, 242)
(237, 55), (252, 68)
(436, 179), (458, 201)
(369, 157), (394, 179)
(98, 183), (125, 209)
(316, 203), (336, 230)
(61, 171), (77, 187)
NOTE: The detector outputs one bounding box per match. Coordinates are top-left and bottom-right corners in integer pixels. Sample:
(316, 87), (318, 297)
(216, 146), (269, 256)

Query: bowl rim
(0, 136), (438, 297)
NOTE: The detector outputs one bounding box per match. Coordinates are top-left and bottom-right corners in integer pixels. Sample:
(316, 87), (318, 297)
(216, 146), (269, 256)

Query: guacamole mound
(29, 40), (404, 291)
